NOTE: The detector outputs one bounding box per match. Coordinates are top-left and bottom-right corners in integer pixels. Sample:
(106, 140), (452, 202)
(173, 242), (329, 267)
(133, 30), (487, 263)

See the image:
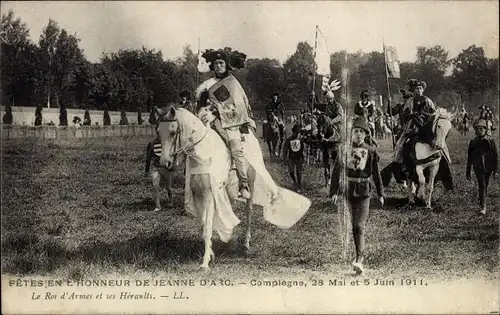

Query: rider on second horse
(393, 79), (436, 175)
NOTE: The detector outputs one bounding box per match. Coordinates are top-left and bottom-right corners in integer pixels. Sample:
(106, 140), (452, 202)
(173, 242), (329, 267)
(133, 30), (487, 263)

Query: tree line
(1, 9), (498, 126)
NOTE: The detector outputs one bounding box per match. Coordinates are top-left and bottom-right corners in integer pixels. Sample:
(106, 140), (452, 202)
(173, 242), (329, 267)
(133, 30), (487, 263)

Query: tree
(246, 58), (285, 107)
(83, 109), (91, 126)
(53, 29), (85, 108)
(34, 105), (43, 126)
(357, 52), (387, 98)
(173, 45), (198, 97)
(119, 109), (129, 125)
(38, 19), (60, 108)
(1, 10), (39, 106)
(3, 103), (13, 124)
(451, 45), (490, 101)
(283, 42), (315, 106)
(137, 109), (143, 125)
(103, 103), (111, 125)
(415, 45), (450, 97)
(59, 102), (68, 126)
(148, 106), (157, 125)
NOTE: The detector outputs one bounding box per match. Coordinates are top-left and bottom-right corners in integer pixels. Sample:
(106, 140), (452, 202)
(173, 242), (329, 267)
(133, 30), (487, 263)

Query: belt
(347, 177), (370, 183)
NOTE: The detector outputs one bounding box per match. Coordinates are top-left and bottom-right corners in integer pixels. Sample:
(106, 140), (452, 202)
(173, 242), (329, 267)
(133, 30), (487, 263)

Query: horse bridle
(157, 114), (208, 159)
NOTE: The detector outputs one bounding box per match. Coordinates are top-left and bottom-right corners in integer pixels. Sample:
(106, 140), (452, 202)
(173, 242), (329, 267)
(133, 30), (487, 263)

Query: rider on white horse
(195, 48), (255, 200)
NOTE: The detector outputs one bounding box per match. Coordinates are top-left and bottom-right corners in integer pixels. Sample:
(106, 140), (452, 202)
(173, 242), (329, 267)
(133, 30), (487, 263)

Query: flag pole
(311, 25), (319, 112)
(383, 39), (396, 149)
(196, 36), (201, 88)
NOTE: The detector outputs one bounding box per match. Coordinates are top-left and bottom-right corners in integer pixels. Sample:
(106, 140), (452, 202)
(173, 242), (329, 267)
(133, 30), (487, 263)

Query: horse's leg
(193, 174), (216, 270)
(273, 136), (278, 157)
(243, 167), (256, 253)
(425, 161), (440, 209)
(415, 165), (426, 202)
(407, 173), (415, 205)
(165, 170), (174, 208)
(267, 141), (273, 158)
(151, 169), (162, 212)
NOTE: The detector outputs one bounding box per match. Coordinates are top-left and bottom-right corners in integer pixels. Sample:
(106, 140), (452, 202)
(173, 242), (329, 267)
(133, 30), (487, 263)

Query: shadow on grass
(1, 229), (251, 275)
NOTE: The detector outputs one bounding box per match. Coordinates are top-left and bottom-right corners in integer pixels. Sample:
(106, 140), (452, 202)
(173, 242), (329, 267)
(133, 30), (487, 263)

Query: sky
(2, 1), (499, 64)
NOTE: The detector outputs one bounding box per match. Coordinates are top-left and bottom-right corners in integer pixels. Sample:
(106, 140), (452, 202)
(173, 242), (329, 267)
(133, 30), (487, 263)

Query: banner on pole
(315, 29), (331, 77)
(384, 45), (401, 79)
(197, 48), (211, 73)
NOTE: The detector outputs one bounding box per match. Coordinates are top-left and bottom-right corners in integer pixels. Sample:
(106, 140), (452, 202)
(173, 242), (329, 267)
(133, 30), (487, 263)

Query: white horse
(407, 108), (457, 208)
(155, 106), (310, 270)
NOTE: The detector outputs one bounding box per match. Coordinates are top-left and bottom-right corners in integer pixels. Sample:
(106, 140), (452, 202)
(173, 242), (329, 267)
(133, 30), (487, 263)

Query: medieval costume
(392, 80), (436, 168)
(381, 80), (453, 190)
(178, 90), (195, 113)
(387, 88), (413, 140)
(195, 48), (256, 199)
(146, 135), (172, 211)
(354, 90), (377, 146)
(283, 124), (305, 191)
(265, 93), (285, 142)
(329, 117), (384, 275)
(467, 119), (498, 215)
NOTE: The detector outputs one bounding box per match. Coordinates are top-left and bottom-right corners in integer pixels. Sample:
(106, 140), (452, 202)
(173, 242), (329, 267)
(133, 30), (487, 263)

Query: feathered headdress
(321, 76), (341, 99)
(321, 77), (341, 93)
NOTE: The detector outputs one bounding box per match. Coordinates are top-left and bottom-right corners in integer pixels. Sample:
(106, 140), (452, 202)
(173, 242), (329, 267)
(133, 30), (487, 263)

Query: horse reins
(158, 116), (208, 158)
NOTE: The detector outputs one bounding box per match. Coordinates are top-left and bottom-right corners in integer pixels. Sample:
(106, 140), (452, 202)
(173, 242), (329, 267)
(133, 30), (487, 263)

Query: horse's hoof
(153, 207), (161, 212)
(200, 265), (210, 271)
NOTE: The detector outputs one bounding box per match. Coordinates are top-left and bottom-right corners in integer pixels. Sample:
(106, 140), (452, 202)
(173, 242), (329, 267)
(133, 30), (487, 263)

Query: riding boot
(227, 127), (251, 199)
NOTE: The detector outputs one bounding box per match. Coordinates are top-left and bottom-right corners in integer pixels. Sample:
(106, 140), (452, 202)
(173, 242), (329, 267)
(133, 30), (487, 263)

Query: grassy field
(1, 125), (498, 283)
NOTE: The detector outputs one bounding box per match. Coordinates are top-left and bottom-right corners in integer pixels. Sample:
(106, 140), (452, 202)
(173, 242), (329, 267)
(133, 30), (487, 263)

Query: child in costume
(329, 117), (384, 275)
(466, 119), (498, 215)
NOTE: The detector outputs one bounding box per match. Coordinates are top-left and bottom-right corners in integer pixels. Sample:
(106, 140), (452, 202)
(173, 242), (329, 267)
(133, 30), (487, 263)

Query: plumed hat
(360, 89), (370, 98)
(416, 80), (427, 89)
(406, 79), (419, 92)
(351, 117), (370, 134)
(271, 92), (279, 98)
(201, 48), (247, 70)
(179, 90), (190, 98)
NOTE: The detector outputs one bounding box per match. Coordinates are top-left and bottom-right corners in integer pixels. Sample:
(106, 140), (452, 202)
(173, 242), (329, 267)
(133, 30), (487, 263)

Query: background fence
(1, 124), (156, 140)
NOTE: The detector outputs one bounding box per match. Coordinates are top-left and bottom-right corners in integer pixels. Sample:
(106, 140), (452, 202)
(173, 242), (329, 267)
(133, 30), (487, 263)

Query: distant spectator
(73, 116), (82, 128)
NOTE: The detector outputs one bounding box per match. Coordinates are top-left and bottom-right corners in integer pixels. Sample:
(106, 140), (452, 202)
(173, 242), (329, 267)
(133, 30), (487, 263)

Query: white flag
(315, 29), (331, 76)
(197, 49), (211, 73)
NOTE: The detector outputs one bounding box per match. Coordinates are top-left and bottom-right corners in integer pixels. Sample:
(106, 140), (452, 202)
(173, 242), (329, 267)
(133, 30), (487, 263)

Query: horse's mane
(434, 107), (454, 120)
(167, 107), (207, 144)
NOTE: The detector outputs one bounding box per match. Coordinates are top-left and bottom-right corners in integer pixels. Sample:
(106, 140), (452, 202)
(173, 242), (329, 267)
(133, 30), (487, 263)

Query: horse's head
(431, 107), (457, 150)
(155, 105), (179, 170)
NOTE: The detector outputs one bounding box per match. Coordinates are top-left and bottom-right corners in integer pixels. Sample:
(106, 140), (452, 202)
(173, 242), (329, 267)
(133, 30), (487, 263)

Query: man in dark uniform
(387, 89), (413, 140)
(265, 93), (286, 151)
(283, 124), (305, 191)
(178, 90), (195, 113)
